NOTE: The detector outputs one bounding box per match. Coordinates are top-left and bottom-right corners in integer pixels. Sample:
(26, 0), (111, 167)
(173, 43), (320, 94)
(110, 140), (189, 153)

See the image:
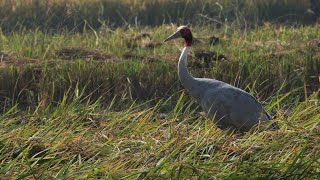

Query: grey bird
(164, 26), (275, 132)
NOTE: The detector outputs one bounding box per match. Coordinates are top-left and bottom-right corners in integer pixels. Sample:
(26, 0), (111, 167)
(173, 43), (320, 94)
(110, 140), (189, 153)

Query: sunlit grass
(0, 87), (319, 178)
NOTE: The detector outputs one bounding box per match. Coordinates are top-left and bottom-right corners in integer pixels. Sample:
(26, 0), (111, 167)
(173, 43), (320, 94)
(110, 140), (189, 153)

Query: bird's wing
(200, 82), (271, 131)
(236, 88), (273, 120)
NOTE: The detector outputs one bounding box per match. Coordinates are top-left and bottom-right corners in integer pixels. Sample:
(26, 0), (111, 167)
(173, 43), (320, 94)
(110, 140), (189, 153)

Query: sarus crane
(164, 25), (276, 132)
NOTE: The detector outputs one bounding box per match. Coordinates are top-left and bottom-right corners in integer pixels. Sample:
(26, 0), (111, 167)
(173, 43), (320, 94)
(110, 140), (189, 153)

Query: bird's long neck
(178, 47), (198, 96)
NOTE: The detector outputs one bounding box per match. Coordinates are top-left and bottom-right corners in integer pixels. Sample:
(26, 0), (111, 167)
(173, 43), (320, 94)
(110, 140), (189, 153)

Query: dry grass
(0, 91), (319, 178)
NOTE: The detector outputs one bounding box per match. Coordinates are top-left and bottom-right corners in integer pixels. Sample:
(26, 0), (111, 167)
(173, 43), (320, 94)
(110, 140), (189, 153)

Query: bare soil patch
(0, 51), (45, 68)
(122, 52), (160, 62)
(126, 32), (162, 49)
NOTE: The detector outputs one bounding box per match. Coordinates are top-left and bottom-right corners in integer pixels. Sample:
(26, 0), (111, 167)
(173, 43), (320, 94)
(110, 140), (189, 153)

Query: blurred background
(0, 0), (319, 32)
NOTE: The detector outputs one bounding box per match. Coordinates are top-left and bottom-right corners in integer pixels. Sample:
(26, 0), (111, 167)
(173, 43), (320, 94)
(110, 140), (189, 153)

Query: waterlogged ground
(0, 25), (319, 178)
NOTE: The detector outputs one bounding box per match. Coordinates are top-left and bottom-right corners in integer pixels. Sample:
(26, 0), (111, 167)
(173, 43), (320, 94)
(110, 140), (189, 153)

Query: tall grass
(0, 87), (319, 178)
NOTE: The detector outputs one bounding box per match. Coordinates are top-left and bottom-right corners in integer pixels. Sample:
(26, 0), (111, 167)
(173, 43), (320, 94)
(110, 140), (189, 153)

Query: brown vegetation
(0, 51), (45, 68)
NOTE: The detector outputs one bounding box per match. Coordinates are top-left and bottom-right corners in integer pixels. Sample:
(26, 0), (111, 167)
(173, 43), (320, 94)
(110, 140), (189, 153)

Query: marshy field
(0, 0), (319, 179)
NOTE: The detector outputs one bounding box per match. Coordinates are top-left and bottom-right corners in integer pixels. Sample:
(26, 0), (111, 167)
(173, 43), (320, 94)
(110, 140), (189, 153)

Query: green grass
(0, 21), (320, 178)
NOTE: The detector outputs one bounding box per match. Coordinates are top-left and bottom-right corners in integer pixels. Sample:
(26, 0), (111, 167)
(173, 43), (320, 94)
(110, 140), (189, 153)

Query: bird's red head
(164, 25), (193, 47)
(179, 26), (193, 47)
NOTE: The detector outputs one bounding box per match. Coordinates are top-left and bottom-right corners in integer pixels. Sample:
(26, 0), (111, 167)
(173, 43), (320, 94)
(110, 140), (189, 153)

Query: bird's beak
(163, 31), (181, 42)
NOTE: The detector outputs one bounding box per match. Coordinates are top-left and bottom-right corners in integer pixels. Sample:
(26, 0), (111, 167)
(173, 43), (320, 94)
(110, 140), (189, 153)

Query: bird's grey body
(164, 26), (274, 132)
